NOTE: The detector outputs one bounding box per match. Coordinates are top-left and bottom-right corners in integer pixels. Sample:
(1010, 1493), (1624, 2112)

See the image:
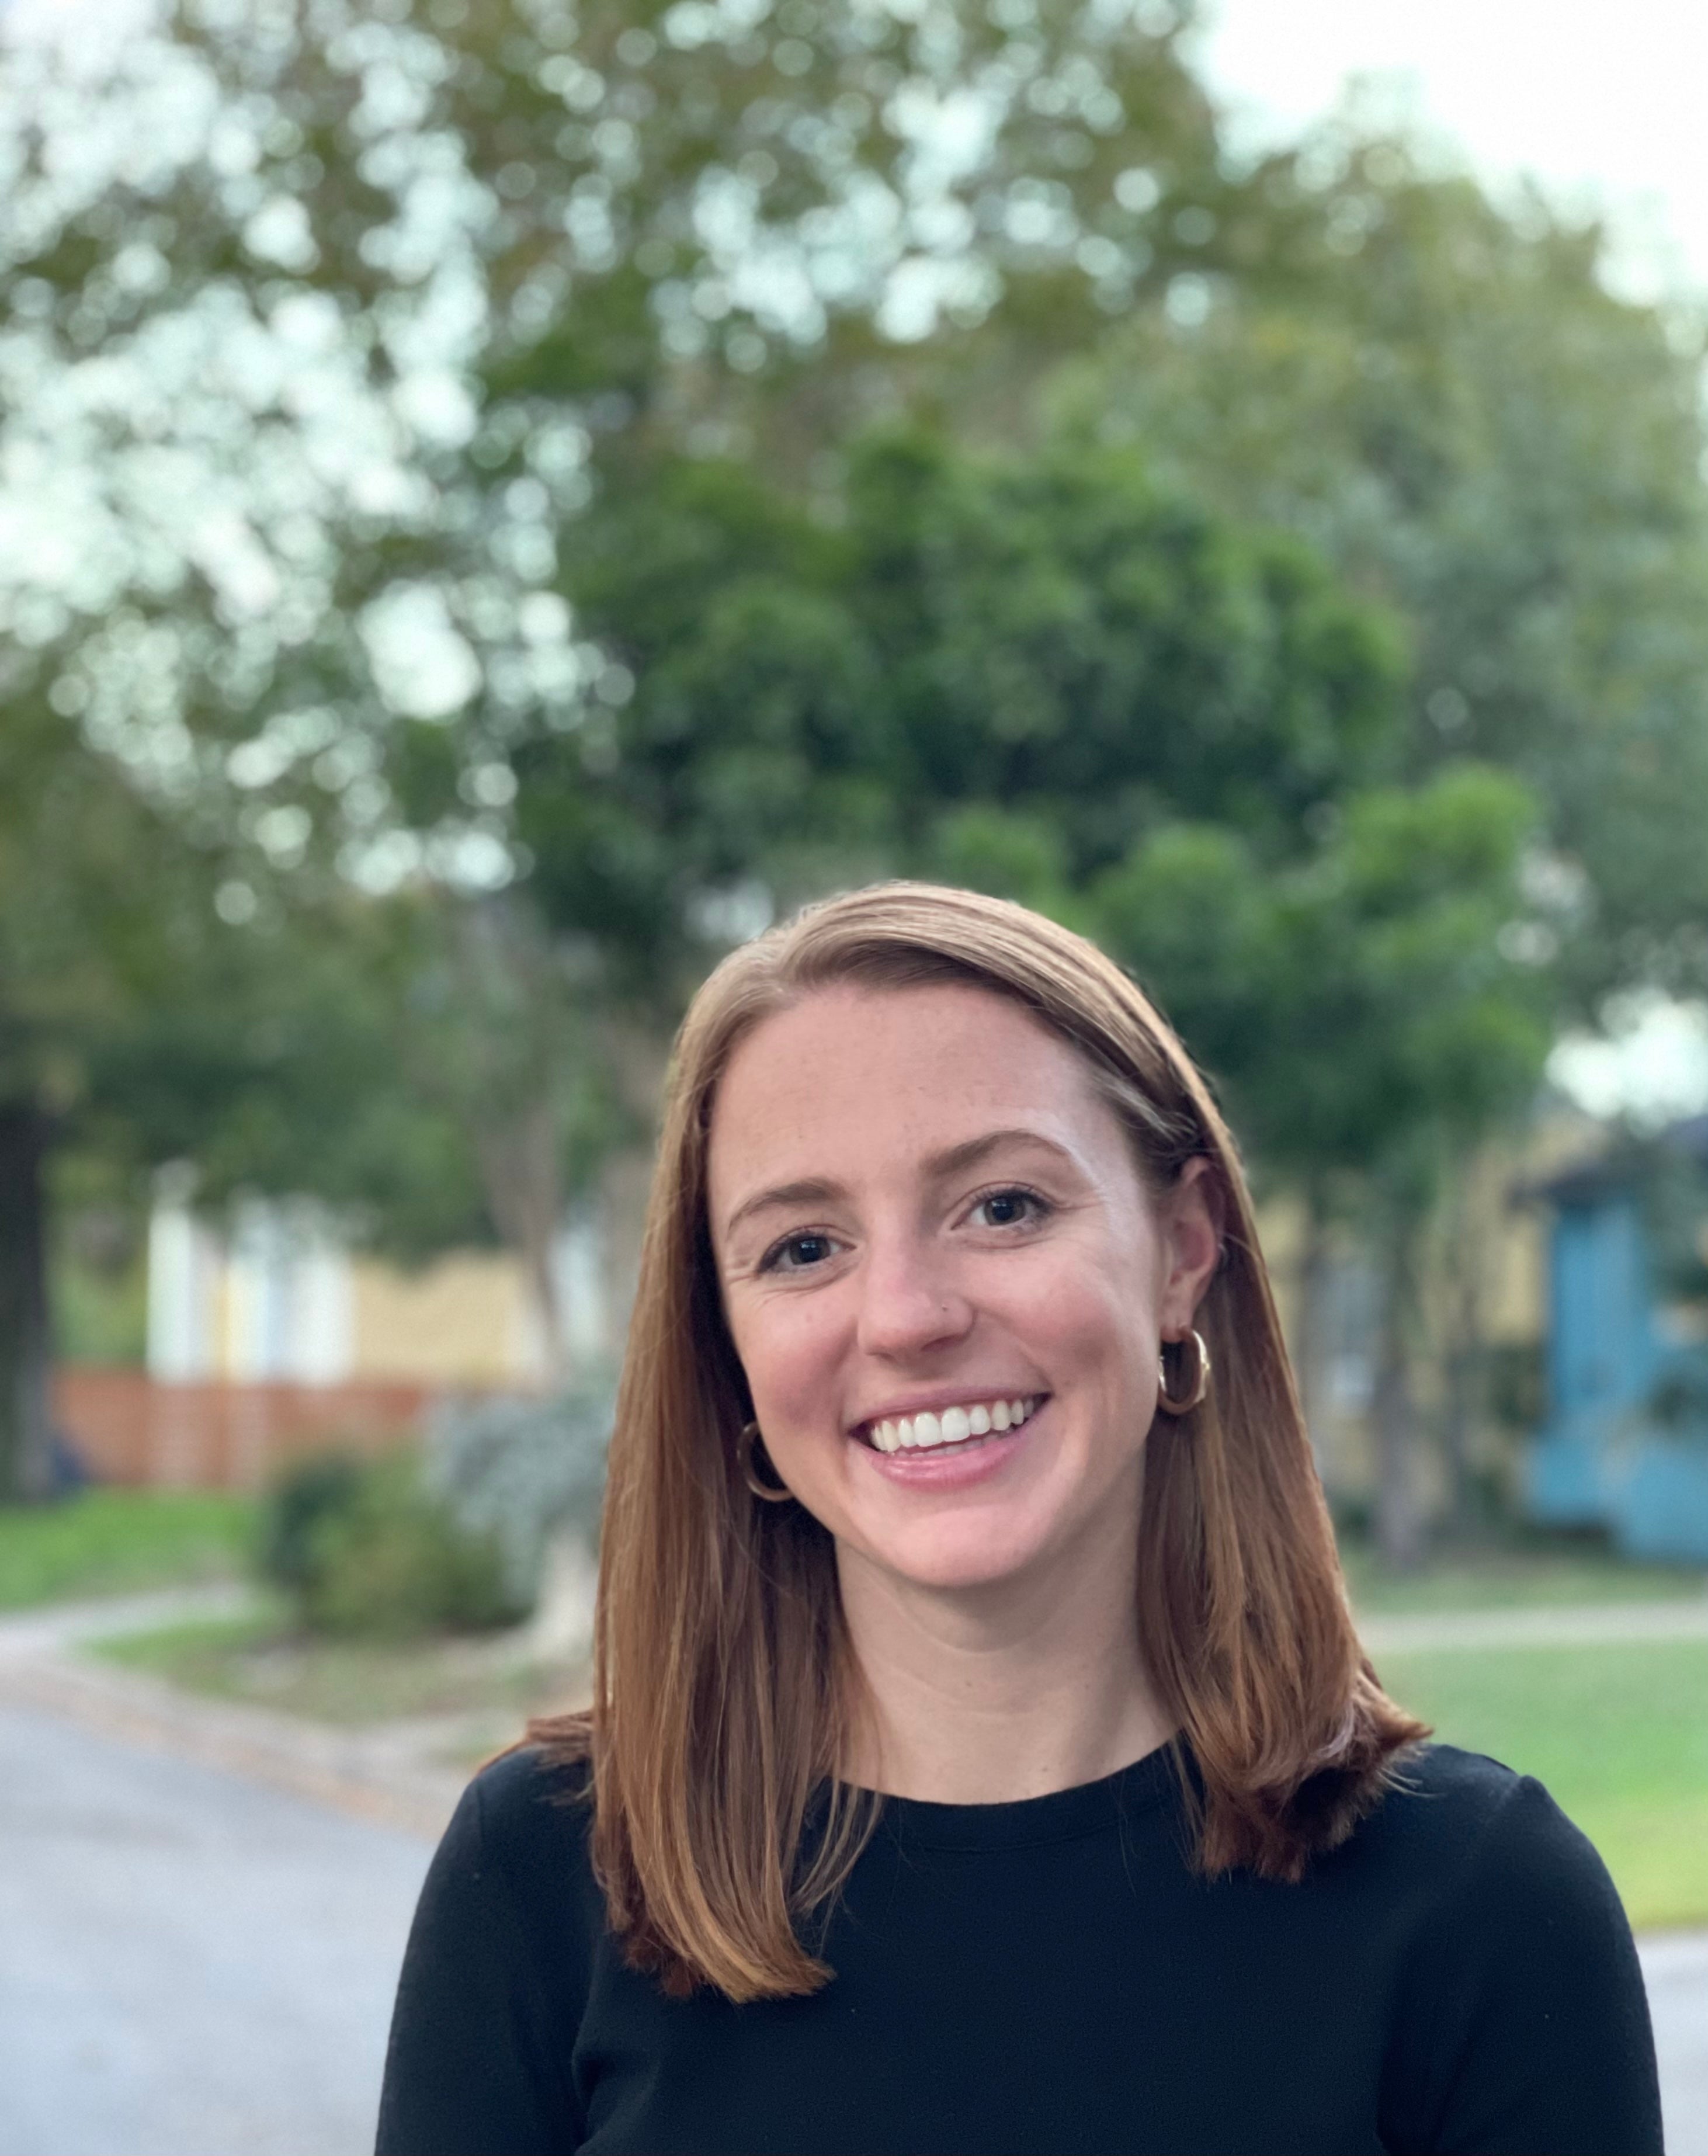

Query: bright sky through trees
(1193, 0), (1708, 303)
(1196, 0), (1708, 1122)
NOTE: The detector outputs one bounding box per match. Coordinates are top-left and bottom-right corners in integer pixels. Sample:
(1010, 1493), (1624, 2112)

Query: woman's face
(707, 982), (1221, 1598)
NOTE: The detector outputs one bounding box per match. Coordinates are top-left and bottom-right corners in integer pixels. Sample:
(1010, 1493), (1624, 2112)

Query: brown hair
(532, 881), (1425, 2001)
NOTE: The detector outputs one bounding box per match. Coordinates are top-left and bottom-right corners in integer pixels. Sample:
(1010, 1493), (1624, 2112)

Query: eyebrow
(720, 1127), (1079, 1243)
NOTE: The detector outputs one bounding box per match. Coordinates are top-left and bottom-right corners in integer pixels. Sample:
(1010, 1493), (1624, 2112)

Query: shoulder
(1292, 1740), (1631, 1966)
(1363, 1742), (1648, 2055)
(1372, 1737), (1556, 1839)
(405, 1744), (603, 2013)
(1365, 1740), (1617, 1908)
(460, 1743), (594, 1867)
(1359, 1746), (1662, 2150)
(378, 1748), (597, 2152)
(425, 1742), (599, 1949)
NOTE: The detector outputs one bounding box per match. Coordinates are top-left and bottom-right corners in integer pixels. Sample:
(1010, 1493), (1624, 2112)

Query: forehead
(706, 981), (1121, 1204)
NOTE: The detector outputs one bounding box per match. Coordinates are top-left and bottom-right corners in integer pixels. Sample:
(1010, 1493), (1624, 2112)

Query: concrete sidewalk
(0, 1586), (474, 1841)
(1643, 1929), (1708, 2155)
(1360, 1591), (1708, 1655)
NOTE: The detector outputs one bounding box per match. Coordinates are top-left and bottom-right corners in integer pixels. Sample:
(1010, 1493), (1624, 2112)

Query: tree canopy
(2, 0), (1704, 1549)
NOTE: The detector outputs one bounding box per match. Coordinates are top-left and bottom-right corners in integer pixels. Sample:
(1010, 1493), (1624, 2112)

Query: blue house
(1527, 1117), (1708, 1563)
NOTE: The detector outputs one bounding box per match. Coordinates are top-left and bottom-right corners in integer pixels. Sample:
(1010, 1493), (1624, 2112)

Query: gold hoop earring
(740, 1420), (794, 1504)
(1156, 1328), (1211, 1416)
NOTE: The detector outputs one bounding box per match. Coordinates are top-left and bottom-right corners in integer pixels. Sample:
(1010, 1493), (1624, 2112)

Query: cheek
(1024, 1254), (1161, 1404)
(728, 1291), (846, 1430)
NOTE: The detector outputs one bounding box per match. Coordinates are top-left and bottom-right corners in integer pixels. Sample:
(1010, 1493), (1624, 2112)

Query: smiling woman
(377, 884), (1662, 2156)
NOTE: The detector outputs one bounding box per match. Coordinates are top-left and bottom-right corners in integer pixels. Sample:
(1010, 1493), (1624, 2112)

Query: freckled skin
(709, 983), (1220, 1605)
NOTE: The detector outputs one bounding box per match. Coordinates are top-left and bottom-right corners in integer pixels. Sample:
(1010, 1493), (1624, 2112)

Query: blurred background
(2, 0), (1707, 2148)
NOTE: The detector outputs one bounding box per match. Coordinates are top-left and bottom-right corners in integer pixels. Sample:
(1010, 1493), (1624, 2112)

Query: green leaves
(6, 0), (1692, 1497)
(1091, 765), (1552, 1196)
(522, 418), (1408, 1005)
(1070, 133), (1708, 1006)
(834, 429), (1405, 858)
(513, 409), (1551, 1240)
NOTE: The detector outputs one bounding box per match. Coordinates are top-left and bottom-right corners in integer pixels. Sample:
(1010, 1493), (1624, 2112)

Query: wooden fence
(51, 1366), (443, 1491)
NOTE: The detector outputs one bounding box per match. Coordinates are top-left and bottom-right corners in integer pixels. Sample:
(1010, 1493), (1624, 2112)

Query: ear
(1158, 1156), (1223, 1336)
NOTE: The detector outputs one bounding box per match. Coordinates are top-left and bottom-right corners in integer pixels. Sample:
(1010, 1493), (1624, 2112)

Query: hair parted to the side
(529, 881), (1427, 2002)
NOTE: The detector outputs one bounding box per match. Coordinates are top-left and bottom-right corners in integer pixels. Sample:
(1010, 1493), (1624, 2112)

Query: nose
(855, 1228), (974, 1361)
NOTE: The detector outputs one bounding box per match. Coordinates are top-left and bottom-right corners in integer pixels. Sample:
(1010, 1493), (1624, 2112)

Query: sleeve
(375, 1766), (585, 2156)
(1383, 1772), (1664, 2156)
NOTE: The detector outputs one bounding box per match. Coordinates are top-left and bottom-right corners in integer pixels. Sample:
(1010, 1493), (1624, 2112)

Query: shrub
(258, 1452), (366, 1596)
(259, 1449), (526, 1639)
(422, 1376), (615, 1609)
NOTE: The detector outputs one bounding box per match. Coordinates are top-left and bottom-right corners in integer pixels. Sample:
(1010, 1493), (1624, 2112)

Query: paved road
(2, 1690), (1703, 2155)
(0, 1703), (432, 2156)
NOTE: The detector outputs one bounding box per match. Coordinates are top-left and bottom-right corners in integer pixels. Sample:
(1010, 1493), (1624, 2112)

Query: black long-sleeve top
(376, 1740), (1662, 2155)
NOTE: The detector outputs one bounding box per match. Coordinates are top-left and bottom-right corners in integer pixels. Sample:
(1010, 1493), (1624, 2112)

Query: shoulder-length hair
(532, 881), (1425, 2002)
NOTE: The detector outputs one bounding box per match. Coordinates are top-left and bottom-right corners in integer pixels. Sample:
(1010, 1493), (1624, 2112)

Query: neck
(835, 1508), (1172, 1806)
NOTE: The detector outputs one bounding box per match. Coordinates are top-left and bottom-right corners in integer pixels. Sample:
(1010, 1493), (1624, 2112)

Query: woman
(378, 883), (1661, 2156)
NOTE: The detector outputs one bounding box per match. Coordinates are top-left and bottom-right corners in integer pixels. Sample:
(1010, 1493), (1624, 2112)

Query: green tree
(7, 0), (1693, 1550)
(1092, 765), (1552, 1559)
(0, 0), (1360, 915)
(535, 425), (1551, 1560)
(1060, 128), (1708, 1003)
(1044, 126), (1708, 1549)
(0, 674), (223, 1495)
(0, 0), (1295, 1452)
(518, 425), (1403, 981)
(79, 883), (629, 1377)
(512, 419), (1551, 1560)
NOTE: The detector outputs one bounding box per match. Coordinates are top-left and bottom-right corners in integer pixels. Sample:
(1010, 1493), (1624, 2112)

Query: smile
(858, 1395), (1046, 1455)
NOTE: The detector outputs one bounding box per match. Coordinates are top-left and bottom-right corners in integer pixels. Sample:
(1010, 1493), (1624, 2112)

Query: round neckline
(856, 1740), (1182, 1852)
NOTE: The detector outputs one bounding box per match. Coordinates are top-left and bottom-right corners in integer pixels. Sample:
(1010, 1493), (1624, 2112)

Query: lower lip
(854, 1402), (1047, 1490)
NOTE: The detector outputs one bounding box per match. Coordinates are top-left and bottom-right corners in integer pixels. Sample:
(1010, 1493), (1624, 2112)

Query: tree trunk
(1372, 1204), (1428, 1570)
(598, 1141), (656, 1361)
(1293, 1188), (1334, 1480)
(0, 1101), (54, 1504)
(593, 1017), (674, 1364)
(1436, 1165), (1487, 1539)
(473, 1099), (568, 1383)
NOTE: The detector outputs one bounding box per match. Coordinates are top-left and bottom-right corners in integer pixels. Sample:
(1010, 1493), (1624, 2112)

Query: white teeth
(863, 1396), (1041, 1452)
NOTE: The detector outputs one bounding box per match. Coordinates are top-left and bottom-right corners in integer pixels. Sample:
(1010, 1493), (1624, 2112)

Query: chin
(862, 1516), (1060, 1595)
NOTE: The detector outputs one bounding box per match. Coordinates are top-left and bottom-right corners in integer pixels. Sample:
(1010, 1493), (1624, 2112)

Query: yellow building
(145, 1189), (609, 1390)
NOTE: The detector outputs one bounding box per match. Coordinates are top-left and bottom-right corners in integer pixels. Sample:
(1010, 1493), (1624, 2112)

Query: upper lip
(848, 1387), (1046, 1435)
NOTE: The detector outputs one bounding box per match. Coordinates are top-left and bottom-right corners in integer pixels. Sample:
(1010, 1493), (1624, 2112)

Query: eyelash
(968, 1183), (1050, 1231)
(756, 1231), (842, 1276)
(755, 1185), (1052, 1275)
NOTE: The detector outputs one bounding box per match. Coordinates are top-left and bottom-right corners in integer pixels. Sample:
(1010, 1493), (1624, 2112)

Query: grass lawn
(92, 1607), (585, 1730)
(0, 1488), (258, 1610)
(1376, 1638), (1708, 1931)
(55, 1504), (1707, 1928)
